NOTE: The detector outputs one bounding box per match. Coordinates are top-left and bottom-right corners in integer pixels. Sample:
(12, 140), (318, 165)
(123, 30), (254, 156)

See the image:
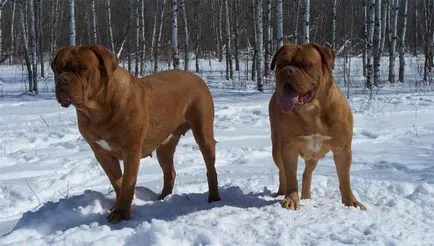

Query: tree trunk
(251, 0), (256, 81)
(224, 0), (232, 80)
(180, 0), (189, 70)
(373, 0), (381, 86)
(366, 0), (374, 92)
(294, 0), (301, 43)
(255, 0), (263, 92)
(171, 0), (179, 69)
(233, 0), (240, 71)
(19, 0), (32, 91)
(276, 0), (283, 48)
(90, 0), (97, 43)
(67, 0), (76, 46)
(135, 0), (140, 75)
(363, 0), (367, 77)
(106, 0), (114, 52)
(302, 0), (310, 44)
(140, 0), (145, 74)
(217, 1), (223, 62)
(264, 0), (271, 76)
(398, 0), (408, 83)
(193, 0), (200, 72)
(9, 0), (16, 64)
(332, 0), (336, 48)
(154, 0), (166, 72)
(150, 0), (158, 64)
(388, 0), (399, 84)
(36, 0), (44, 78)
(28, 0), (37, 93)
(49, 0), (58, 57)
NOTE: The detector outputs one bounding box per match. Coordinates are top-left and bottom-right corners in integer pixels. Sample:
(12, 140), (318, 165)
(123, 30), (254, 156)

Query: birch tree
(388, 0), (399, 84)
(153, 0), (166, 72)
(366, 0), (375, 92)
(19, 0), (33, 91)
(233, 0), (240, 71)
(171, 0), (180, 69)
(28, 0), (37, 93)
(67, 0), (76, 46)
(276, 0), (283, 48)
(332, 0), (336, 48)
(224, 0), (232, 79)
(302, 0), (310, 44)
(106, 0), (114, 52)
(398, 0), (408, 83)
(140, 0), (145, 74)
(36, 0), (44, 78)
(264, 0), (271, 76)
(255, 0), (263, 92)
(49, 0), (59, 56)
(90, 0), (97, 43)
(373, 0), (381, 86)
(180, 0), (189, 70)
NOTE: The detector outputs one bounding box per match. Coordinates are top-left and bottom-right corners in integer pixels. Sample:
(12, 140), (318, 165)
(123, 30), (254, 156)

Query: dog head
(50, 45), (118, 108)
(270, 43), (335, 113)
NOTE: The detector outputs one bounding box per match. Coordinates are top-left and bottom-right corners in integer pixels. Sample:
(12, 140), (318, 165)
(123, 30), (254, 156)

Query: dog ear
(87, 45), (119, 80)
(270, 44), (298, 70)
(50, 47), (69, 71)
(311, 43), (335, 70)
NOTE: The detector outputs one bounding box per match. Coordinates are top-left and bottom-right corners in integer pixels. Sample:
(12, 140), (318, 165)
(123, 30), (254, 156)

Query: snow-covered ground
(0, 62), (434, 245)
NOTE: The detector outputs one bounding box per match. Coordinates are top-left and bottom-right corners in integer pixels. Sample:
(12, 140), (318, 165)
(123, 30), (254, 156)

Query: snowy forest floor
(0, 75), (433, 245)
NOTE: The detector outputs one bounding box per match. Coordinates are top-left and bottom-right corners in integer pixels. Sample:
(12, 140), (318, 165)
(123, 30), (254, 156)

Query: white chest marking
(301, 134), (332, 153)
(96, 139), (112, 151)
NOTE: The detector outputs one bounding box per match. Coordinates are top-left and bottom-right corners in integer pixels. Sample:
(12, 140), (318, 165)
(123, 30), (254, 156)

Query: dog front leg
(333, 147), (366, 210)
(107, 148), (141, 223)
(281, 144), (300, 210)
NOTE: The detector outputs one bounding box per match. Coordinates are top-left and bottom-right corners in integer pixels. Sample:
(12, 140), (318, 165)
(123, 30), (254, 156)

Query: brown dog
(269, 43), (366, 210)
(51, 45), (221, 223)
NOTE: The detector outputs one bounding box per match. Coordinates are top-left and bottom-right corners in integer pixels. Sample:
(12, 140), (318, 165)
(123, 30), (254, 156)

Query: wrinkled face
(51, 45), (118, 108)
(270, 43), (334, 113)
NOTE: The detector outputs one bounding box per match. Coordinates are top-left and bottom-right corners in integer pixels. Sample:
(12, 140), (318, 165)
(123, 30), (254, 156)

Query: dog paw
(107, 207), (131, 223)
(343, 196), (367, 210)
(272, 190), (285, 197)
(281, 192), (300, 210)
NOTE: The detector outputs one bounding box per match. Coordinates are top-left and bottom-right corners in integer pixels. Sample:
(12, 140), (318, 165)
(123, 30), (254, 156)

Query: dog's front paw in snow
(107, 207), (131, 223)
(342, 195), (367, 210)
(281, 192), (300, 210)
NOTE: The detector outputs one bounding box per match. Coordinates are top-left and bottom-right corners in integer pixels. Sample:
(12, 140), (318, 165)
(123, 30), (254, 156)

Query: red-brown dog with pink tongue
(268, 43), (366, 211)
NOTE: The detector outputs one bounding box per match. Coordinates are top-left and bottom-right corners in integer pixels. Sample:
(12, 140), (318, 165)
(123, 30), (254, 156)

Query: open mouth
(279, 83), (314, 112)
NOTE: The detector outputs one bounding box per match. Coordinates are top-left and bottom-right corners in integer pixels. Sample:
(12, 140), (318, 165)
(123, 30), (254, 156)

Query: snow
(0, 64), (434, 245)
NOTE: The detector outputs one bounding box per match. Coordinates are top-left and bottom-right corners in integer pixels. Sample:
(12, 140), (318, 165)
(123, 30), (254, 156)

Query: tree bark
(154, 0), (166, 72)
(388, 0), (399, 84)
(302, 0), (310, 44)
(264, 0), (271, 76)
(332, 0), (336, 48)
(171, 0), (180, 69)
(255, 0), (263, 91)
(224, 0), (232, 80)
(28, 0), (37, 93)
(233, 0), (240, 71)
(67, 0), (76, 46)
(398, 0), (408, 83)
(276, 0), (283, 48)
(366, 0), (374, 92)
(90, 0), (97, 43)
(19, 0), (32, 91)
(373, 0), (381, 86)
(180, 0), (189, 70)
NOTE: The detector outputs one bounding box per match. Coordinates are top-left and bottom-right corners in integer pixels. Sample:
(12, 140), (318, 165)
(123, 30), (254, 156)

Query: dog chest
(295, 134), (332, 160)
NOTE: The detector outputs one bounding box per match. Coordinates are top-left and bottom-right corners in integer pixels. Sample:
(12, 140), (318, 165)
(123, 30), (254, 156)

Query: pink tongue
(279, 90), (299, 112)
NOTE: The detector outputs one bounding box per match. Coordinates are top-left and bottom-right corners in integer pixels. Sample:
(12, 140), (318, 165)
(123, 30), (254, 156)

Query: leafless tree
(388, 0), (399, 84)
(180, 0), (189, 70)
(255, 0), (263, 91)
(366, 0), (374, 93)
(276, 0), (283, 48)
(67, 0), (76, 46)
(90, 0), (97, 43)
(302, 0), (310, 44)
(224, 0), (232, 79)
(398, 0), (408, 83)
(373, 0), (381, 86)
(171, 0), (179, 69)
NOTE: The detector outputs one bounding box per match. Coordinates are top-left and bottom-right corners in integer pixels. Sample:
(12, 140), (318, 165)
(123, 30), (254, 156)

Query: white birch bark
(106, 0), (114, 52)
(154, 0), (166, 72)
(224, 0), (232, 79)
(302, 0), (310, 44)
(171, 0), (179, 69)
(388, 0), (399, 84)
(255, 0), (263, 91)
(264, 0), (271, 76)
(49, 0), (58, 56)
(140, 0), (145, 74)
(276, 0), (283, 48)
(180, 0), (189, 70)
(67, 0), (75, 46)
(90, 0), (97, 43)
(373, 0), (381, 86)
(366, 0), (374, 91)
(332, 0), (336, 48)
(28, 0), (37, 92)
(398, 0), (408, 82)
(233, 0), (240, 71)
(19, 0), (32, 91)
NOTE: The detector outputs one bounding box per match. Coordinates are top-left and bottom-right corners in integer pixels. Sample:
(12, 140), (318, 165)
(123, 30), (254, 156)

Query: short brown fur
(269, 43), (365, 210)
(51, 45), (221, 223)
